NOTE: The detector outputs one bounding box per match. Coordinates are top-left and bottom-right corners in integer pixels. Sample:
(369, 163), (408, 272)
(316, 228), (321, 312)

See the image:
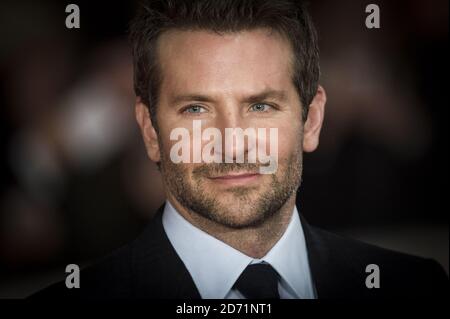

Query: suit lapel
(131, 204), (364, 299)
(131, 204), (201, 298)
(299, 213), (365, 299)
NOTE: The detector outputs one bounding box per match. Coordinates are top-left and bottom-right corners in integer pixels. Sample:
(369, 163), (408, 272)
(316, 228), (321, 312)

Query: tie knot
(233, 263), (280, 299)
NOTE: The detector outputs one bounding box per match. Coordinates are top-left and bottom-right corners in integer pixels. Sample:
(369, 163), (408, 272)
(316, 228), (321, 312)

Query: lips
(207, 172), (261, 185)
(209, 172), (259, 179)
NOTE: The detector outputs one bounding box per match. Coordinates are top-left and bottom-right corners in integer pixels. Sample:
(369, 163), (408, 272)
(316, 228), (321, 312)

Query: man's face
(145, 29), (308, 228)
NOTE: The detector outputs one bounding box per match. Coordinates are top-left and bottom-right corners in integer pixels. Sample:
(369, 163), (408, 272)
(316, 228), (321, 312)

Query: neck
(166, 193), (296, 259)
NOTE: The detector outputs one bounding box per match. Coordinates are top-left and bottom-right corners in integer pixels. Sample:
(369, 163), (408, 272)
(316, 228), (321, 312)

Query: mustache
(192, 163), (261, 177)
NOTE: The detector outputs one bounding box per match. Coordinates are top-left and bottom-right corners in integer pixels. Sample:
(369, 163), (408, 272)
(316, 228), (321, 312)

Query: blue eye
(250, 103), (272, 112)
(184, 105), (206, 113)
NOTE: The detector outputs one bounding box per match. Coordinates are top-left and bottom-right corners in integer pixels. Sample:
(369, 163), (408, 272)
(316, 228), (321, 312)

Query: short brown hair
(129, 0), (320, 125)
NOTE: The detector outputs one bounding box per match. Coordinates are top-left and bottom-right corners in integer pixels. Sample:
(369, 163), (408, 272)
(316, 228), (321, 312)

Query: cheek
(274, 124), (302, 161)
(156, 121), (181, 155)
(157, 134), (172, 158)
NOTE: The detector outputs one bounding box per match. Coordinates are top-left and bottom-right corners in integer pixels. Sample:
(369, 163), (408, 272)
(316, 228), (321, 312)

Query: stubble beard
(159, 143), (303, 229)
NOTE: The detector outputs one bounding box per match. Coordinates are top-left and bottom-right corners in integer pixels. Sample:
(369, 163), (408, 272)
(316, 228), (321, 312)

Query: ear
(135, 98), (161, 162)
(303, 85), (326, 153)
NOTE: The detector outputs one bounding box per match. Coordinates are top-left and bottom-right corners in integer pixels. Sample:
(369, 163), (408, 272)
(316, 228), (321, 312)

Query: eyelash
(181, 104), (207, 114)
(249, 103), (275, 112)
(180, 102), (277, 115)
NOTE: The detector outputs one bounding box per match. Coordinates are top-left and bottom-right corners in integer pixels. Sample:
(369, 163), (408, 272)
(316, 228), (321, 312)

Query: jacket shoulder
(29, 243), (134, 299)
(29, 207), (198, 299)
(305, 224), (449, 298)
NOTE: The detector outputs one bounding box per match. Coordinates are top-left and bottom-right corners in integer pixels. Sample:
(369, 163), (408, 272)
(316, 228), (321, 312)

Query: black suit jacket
(31, 205), (448, 299)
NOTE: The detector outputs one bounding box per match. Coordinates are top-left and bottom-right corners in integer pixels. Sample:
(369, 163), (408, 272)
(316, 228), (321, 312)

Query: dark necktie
(233, 263), (280, 299)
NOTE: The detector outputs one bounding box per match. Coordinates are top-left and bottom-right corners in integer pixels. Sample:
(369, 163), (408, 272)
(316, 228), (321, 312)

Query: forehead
(157, 29), (295, 99)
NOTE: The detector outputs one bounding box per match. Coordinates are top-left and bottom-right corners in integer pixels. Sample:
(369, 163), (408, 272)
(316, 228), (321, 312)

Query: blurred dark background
(0, 0), (447, 298)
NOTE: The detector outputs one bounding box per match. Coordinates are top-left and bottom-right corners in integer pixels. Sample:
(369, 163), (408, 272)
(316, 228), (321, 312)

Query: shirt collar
(262, 205), (315, 298)
(162, 200), (314, 299)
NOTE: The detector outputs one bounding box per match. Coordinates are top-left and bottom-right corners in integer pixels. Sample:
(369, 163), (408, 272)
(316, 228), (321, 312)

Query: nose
(213, 107), (255, 164)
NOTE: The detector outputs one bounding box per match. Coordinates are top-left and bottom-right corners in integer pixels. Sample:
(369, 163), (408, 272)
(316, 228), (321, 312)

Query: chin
(208, 208), (268, 229)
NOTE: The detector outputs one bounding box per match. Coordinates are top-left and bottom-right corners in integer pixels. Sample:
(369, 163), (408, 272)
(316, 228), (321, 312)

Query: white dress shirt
(162, 200), (316, 299)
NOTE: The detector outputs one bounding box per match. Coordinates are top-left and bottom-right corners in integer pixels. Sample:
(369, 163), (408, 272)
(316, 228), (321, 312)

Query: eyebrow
(242, 89), (289, 104)
(169, 89), (289, 105)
